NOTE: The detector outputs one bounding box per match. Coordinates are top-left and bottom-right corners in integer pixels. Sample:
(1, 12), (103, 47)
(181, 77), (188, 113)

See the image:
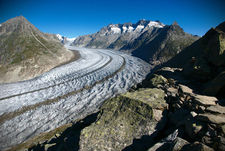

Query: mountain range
(69, 20), (199, 65)
(0, 16), (77, 83)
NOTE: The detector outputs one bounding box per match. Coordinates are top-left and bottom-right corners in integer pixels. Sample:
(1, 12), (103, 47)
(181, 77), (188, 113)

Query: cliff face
(0, 16), (76, 83)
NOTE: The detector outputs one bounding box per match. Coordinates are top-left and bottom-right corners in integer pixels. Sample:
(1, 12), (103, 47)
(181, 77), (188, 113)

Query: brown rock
(179, 84), (193, 94)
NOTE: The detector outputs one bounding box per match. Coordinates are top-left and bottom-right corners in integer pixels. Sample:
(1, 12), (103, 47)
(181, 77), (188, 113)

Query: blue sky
(0, 0), (225, 38)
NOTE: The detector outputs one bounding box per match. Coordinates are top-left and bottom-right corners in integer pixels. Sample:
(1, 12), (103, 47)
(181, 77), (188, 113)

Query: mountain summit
(0, 16), (76, 83)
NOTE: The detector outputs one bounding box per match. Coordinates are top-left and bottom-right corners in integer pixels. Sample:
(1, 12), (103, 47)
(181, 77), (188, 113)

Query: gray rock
(196, 113), (225, 124)
(180, 141), (214, 151)
(191, 94), (217, 106)
(179, 84), (193, 94)
(206, 105), (225, 114)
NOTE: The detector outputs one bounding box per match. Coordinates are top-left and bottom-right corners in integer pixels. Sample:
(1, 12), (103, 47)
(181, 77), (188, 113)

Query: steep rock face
(0, 16), (76, 83)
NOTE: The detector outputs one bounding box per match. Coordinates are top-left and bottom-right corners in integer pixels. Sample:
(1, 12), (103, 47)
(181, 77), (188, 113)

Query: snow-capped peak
(147, 21), (165, 28)
(99, 20), (165, 35)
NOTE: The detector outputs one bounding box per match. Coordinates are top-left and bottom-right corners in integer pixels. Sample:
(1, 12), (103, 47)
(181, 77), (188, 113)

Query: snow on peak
(122, 26), (127, 33)
(127, 26), (134, 32)
(110, 26), (121, 34)
(148, 21), (165, 28)
(135, 25), (144, 31)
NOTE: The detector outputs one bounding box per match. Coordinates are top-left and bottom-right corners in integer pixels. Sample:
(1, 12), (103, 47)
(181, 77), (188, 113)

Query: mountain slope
(0, 16), (76, 83)
(166, 21), (225, 69)
(130, 23), (199, 65)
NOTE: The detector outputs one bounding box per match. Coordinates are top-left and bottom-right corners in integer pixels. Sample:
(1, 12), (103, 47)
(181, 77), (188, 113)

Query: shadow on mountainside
(28, 112), (99, 151)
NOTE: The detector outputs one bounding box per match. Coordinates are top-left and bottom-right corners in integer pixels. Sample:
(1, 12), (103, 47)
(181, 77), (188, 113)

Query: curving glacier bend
(0, 46), (151, 150)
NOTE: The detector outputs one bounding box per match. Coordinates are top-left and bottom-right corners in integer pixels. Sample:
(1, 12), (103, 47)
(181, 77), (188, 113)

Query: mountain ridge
(0, 16), (77, 83)
(69, 19), (199, 65)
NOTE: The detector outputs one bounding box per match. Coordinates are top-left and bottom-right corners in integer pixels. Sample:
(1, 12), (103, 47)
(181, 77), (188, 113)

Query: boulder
(149, 74), (168, 88)
(180, 141), (214, 151)
(79, 96), (157, 151)
(191, 94), (217, 106)
(178, 84), (193, 95)
(196, 113), (225, 124)
(206, 105), (225, 114)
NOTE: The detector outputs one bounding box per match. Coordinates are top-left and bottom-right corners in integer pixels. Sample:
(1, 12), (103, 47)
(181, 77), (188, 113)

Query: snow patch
(122, 26), (127, 33)
(127, 26), (134, 32)
(111, 26), (121, 34)
(135, 25), (144, 31)
(148, 21), (165, 28)
(67, 37), (76, 42)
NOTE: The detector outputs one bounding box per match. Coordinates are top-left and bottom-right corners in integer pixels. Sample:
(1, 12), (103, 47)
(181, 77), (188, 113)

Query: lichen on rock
(79, 95), (157, 151)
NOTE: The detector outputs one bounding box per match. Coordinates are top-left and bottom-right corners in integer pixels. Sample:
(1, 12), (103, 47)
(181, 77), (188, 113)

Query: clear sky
(0, 0), (225, 38)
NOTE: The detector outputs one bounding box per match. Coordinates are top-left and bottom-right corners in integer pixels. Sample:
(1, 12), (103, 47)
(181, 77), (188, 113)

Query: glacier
(0, 46), (151, 150)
